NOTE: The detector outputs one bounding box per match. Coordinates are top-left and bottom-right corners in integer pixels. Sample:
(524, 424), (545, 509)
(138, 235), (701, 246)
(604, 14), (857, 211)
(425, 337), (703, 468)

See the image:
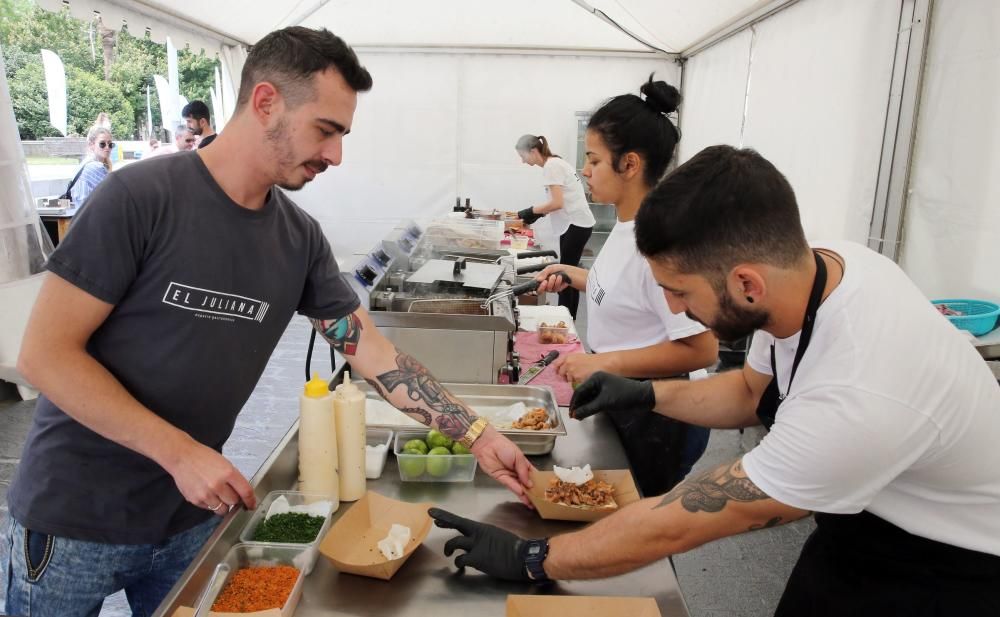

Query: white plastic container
(238, 490), (335, 575)
(365, 428), (393, 479)
(334, 371), (367, 501)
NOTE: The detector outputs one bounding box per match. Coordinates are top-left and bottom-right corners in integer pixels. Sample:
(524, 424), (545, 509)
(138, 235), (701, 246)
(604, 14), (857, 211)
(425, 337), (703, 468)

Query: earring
(746, 296), (754, 304)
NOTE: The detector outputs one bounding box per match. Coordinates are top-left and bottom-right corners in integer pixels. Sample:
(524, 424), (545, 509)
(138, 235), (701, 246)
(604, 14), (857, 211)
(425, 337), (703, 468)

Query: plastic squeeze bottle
(298, 373), (339, 507)
(334, 371), (367, 501)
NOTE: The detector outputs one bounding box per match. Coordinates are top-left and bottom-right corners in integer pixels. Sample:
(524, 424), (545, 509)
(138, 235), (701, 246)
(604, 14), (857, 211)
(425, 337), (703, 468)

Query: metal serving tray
(359, 381), (566, 455)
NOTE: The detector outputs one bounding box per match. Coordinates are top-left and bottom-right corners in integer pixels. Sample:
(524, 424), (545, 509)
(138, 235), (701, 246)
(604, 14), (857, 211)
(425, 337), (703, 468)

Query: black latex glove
(569, 371), (656, 420)
(429, 507), (534, 582)
(517, 207), (543, 225)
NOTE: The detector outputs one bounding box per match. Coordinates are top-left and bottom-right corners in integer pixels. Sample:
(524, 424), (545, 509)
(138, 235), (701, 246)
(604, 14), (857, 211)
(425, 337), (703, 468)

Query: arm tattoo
(654, 459), (769, 513)
(375, 352), (477, 438)
(311, 313), (363, 355)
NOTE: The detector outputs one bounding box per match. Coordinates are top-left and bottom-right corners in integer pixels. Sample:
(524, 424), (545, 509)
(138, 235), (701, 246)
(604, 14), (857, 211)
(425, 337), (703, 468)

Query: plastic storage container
(394, 431), (477, 482)
(537, 321), (571, 344)
(932, 299), (1000, 336)
(365, 428), (393, 479)
(238, 490), (335, 575)
(196, 543), (308, 616)
(423, 218), (504, 250)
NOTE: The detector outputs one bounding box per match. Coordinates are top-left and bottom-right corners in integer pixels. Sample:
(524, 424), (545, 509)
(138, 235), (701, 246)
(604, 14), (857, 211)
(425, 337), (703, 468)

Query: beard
(266, 117), (327, 191)
(687, 291), (769, 343)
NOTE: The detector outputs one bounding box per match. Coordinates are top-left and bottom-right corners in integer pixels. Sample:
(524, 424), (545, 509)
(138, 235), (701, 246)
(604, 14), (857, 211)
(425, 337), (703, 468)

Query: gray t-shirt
(8, 152), (359, 544)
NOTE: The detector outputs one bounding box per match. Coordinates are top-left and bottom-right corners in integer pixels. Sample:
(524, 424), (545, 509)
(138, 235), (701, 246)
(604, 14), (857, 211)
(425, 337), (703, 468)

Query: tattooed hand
(471, 425), (536, 508)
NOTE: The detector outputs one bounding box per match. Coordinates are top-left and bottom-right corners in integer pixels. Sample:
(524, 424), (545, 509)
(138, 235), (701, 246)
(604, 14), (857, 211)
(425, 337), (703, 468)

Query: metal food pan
(358, 381), (565, 455)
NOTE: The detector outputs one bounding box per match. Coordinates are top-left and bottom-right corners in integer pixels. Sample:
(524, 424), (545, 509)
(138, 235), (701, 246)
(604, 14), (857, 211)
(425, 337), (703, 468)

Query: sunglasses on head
(97, 141), (114, 149)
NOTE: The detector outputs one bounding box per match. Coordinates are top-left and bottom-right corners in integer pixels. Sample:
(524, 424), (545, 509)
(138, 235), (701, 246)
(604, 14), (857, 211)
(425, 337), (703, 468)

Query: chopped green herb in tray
(252, 512), (325, 543)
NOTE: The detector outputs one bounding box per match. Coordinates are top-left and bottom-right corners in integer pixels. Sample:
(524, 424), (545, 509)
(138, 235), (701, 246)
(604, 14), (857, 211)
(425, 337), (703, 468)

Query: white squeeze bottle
(334, 371), (367, 501)
(298, 373), (340, 507)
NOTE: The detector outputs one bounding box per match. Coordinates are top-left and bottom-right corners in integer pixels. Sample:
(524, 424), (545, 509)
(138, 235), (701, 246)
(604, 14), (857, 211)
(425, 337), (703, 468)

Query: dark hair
(588, 74), (681, 187)
(635, 146), (810, 286)
(237, 26), (373, 110)
(515, 134), (559, 159)
(181, 100), (211, 122)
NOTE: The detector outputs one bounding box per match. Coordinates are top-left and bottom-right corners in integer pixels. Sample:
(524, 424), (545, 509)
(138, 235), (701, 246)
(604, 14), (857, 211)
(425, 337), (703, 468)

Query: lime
(403, 439), (429, 454)
(398, 456), (426, 479)
(426, 447), (453, 477)
(451, 442), (471, 455)
(426, 430), (454, 450)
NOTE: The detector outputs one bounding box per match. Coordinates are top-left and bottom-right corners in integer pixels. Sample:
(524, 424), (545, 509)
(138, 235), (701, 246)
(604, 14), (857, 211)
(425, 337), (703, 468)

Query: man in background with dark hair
(429, 145), (1000, 616)
(182, 99), (217, 148)
(6, 26), (534, 616)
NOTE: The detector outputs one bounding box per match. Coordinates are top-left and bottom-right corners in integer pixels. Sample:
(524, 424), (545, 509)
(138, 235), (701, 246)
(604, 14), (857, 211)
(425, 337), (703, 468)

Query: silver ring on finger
(210, 502), (226, 512)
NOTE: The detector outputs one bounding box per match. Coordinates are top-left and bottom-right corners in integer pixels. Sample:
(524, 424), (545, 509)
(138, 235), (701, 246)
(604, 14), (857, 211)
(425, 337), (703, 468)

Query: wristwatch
(523, 538), (551, 582)
(458, 417), (490, 449)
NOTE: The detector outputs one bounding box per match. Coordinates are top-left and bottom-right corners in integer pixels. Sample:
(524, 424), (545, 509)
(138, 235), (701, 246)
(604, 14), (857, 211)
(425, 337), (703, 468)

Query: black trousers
(775, 510), (1000, 616)
(558, 224), (592, 319)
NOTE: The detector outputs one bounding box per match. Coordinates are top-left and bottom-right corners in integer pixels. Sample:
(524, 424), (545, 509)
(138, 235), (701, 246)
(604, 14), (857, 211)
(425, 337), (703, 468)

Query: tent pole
(867, 0), (934, 262)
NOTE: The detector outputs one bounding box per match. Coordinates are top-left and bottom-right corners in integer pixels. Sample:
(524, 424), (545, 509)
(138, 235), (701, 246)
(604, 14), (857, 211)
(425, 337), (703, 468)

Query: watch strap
(459, 417), (489, 449)
(523, 538), (550, 582)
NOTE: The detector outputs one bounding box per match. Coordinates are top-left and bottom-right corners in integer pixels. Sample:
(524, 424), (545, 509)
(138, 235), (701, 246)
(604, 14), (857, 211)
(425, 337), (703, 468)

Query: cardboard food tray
(527, 469), (640, 522)
(319, 490), (432, 580)
(361, 382), (566, 455)
(506, 595), (662, 617)
(171, 543), (307, 617)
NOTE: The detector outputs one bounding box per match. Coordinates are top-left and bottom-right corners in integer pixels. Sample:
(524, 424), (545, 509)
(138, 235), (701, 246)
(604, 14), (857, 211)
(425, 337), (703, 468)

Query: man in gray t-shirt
(5, 27), (534, 616)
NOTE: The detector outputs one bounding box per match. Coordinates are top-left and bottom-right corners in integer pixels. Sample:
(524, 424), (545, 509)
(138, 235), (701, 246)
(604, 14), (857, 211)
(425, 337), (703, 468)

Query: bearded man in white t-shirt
(428, 145), (1000, 616)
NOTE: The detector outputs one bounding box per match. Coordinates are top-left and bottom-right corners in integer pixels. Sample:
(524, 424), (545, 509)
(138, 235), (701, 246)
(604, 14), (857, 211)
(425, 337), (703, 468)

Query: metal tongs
(483, 271), (571, 308)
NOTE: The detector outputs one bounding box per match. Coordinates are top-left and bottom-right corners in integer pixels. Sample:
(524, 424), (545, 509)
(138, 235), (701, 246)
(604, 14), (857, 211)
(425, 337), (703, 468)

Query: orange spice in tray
(211, 565), (299, 613)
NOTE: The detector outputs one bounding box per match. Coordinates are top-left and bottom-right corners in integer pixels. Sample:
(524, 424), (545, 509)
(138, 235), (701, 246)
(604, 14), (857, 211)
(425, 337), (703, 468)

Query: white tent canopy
(21, 0), (1000, 305)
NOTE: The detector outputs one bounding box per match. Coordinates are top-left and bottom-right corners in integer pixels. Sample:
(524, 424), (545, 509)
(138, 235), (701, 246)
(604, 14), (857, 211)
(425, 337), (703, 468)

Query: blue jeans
(4, 515), (219, 617)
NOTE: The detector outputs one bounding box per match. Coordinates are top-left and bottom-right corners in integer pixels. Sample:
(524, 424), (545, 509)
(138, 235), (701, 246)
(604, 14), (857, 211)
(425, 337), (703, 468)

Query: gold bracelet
(459, 417), (490, 449)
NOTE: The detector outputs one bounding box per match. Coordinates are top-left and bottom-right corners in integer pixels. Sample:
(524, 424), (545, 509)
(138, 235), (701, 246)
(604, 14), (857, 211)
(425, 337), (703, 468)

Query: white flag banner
(146, 84), (153, 138)
(211, 66), (225, 131)
(153, 75), (175, 137)
(40, 49), (66, 136)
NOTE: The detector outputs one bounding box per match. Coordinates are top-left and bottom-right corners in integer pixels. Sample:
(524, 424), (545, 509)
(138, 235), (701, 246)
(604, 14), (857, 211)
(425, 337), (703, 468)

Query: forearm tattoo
(375, 352), (477, 438)
(311, 313), (363, 355)
(654, 459), (773, 524)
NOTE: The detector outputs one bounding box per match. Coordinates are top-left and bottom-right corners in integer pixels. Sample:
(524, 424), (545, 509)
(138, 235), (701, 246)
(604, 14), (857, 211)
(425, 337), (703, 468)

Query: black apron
(757, 252), (1000, 616)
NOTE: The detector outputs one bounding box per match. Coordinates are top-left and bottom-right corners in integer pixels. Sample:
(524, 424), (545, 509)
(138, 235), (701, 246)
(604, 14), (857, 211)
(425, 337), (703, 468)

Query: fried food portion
(512, 407), (553, 430)
(538, 321), (569, 344)
(544, 478), (617, 510)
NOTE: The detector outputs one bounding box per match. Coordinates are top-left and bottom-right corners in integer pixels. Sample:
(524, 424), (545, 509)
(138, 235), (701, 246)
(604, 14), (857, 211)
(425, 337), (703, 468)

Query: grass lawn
(26, 156), (78, 165)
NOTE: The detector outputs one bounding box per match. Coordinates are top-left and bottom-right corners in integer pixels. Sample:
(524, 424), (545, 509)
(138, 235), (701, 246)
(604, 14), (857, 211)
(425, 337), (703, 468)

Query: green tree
(67, 67), (134, 137)
(110, 28), (166, 133)
(2, 0), (219, 139)
(8, 60), (57, 139)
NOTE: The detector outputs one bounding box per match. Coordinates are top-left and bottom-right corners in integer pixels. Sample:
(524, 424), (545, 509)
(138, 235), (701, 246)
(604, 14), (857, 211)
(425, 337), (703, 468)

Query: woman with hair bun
(514, 134), (596, 318)
(534, 76), (719, 493)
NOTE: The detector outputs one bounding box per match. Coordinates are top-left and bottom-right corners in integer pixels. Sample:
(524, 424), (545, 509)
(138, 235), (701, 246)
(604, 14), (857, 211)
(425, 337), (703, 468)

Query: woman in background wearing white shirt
(515, 135), (596, 318)
(534, 77), (718, 493)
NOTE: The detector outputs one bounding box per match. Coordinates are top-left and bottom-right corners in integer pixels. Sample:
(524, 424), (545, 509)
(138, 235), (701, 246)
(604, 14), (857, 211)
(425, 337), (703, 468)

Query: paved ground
(1, 306), (811, 617)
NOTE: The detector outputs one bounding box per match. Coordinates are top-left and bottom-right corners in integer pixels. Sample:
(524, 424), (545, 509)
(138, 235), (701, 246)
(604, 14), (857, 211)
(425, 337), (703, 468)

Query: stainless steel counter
(154, 409), (690, 617)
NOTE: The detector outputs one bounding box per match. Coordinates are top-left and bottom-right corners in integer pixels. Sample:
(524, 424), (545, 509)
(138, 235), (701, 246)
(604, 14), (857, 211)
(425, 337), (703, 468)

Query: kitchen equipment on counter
(348, 218), (564, 384)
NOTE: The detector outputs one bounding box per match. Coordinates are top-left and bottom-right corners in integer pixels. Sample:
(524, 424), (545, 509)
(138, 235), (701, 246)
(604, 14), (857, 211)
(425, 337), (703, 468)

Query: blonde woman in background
(68, 126), (113, 210)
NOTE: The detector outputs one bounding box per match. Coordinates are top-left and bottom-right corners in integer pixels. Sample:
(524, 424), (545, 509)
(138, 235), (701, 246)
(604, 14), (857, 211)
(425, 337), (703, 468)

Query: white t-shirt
(542, 157), (596, 236)
(742, 241), (1000, 556)
(586, 219), (706, 354)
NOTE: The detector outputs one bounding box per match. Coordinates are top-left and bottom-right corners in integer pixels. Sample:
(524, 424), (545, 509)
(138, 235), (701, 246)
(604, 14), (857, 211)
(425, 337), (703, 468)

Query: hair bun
(640, 74), (681, 115)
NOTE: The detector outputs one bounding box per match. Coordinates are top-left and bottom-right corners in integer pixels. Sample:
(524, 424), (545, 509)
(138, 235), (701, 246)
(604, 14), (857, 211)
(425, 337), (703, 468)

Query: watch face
(528, 545), (541, 556)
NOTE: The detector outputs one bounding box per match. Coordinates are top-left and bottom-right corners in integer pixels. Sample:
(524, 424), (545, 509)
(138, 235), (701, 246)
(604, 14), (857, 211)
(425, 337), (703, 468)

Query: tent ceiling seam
(681, 0), (800, 59)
